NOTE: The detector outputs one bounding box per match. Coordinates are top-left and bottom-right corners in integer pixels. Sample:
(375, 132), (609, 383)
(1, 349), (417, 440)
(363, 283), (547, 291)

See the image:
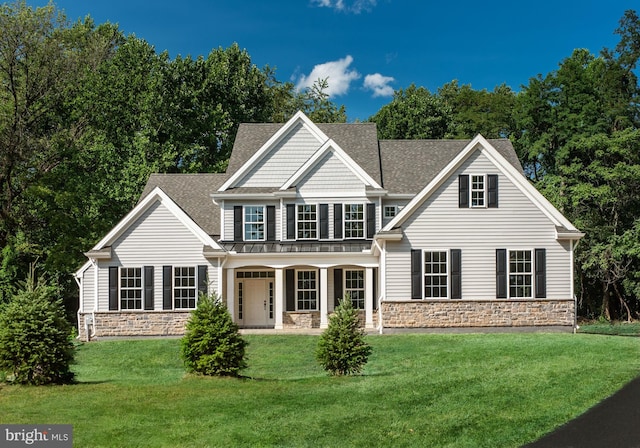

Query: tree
(0, 268), (75, 385)
(369, 84), (452, 139)
(438, 80), (516, 139)
(316, 296), (372, 376)
(181, 293), (248, 377)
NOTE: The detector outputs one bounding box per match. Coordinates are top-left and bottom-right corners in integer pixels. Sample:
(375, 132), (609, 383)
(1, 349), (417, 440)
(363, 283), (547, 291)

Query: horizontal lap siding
(97, 201), (219, 311)
(298, 152), (366, 195)
(236, 123), (321, 187)
(385, 150), (572, 300)
(80, 263), (95, 312)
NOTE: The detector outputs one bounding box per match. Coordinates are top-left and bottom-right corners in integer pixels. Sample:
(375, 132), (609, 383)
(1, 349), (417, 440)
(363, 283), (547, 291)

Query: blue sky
(29, 0), (636, 121)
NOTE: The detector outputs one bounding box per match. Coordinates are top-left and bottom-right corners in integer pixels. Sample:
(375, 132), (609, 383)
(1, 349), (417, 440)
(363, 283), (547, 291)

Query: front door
(241, 279), (274, 328)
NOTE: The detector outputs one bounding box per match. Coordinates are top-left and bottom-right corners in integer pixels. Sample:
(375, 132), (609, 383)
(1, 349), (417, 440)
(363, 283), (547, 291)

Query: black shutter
(334, 204), (343, 239)
(285, 269), (295, 311)
(535, 249), (546, 298)
(496, 249), (507, 299)
(459, 175), (469, 208)
(488, 174), (499, 208)
(108, 266), (118, 310)
(286, 204), (296, 240)
(163, 266), (173, 310)
(198, 265), (208, 296)
(144, 266), (154, 310)
(266, 206), (276, 241)
(450, 249), (462, 300)
(234, 206), (243, 242)
(411, 249), (422, 300)
(319, 204), (329, 239)
(334, 268), (343, 307)
(366, 203), (376, 239)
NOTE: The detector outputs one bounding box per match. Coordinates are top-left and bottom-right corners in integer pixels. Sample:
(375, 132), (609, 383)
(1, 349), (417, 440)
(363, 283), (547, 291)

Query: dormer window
(244, 206), (265, 241)
(297, 204), (317, 239)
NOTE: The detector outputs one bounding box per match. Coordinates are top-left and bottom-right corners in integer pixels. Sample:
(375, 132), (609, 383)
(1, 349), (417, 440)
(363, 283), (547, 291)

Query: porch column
(274, 268), (284, 329)
(320, 267), (328, 329)
(226, 268), (235, 321)
(365, 267), (374, 328)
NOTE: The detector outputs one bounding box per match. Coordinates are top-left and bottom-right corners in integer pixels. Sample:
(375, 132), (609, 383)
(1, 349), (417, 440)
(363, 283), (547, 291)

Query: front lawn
(1, 334), (638, 447)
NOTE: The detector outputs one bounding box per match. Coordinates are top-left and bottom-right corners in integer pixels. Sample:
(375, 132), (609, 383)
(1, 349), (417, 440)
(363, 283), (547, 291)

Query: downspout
(570, 239), (577, 333)
(373, 238), (386, 334)
(74, 273), (82, 340)
(91, 258), (98, 339)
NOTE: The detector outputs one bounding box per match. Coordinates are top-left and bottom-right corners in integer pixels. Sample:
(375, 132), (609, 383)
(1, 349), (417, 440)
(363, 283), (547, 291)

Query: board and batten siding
(385, 150), (572, 301)
(297, 151), (366, 196)
(235, 122), (322, 188)
(95, 200), (219, 311)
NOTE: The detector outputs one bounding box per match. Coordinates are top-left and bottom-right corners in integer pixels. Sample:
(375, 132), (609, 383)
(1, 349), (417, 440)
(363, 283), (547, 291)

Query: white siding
(80, 263), (95, 312)
(236, 123), (322, 187)
(385, 150), (572, 300)
(297, 151), (366, 196)
(96, 200), (220, 311)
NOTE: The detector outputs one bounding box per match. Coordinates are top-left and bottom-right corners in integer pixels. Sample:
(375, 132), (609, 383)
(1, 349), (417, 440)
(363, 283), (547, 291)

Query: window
(345, 270), (365, 309)
(424, 251), (448, 298)
(297, 270), (317, 310)
(244, 206), (265, 241)
(297, 204), (317, 239)
(383, 205), (397, 219)
(509, 250), (532, 298)
(120, 267), (142, 310)
(344, 204), (364, 239)
(471, 175), (485, 207)
(174, 267), (196, 309)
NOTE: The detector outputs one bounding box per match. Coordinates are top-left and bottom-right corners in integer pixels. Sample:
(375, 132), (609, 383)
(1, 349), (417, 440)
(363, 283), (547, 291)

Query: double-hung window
(345, 269), (365, 309)
(174, 267), (196, 309)
(244, 206), (265, 241)
(424, 251), (448, 298)
(120, 267), (142, 310)
(471, 175), (485, 207)
(297, 270), (317, 310)
(344, 204), (364, 239)
(509, 250), (533, 298)
(297, 204), (317, 239)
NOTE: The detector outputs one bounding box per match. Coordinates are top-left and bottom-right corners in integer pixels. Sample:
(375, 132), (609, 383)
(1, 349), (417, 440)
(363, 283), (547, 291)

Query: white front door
(241, 279), (275, 327)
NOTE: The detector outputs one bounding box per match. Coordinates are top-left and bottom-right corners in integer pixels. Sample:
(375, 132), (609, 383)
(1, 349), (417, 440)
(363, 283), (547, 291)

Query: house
(74, 111), (584, 340)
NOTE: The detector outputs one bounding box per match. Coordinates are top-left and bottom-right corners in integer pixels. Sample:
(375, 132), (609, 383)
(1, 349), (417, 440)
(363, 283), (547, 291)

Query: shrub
(181, 293), (248, 377)
(316, 295), (372, 376)
(0, 273), (75, 385)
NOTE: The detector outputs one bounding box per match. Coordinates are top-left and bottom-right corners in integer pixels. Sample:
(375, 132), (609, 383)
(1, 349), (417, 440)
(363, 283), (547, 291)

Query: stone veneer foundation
(380, 299), (575, 328)
(78, 300), (573, 340)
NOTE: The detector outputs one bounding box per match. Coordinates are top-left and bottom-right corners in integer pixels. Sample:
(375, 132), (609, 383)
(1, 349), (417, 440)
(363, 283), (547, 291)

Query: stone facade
(381, 299), (575, 328)
(78, 312), (191, 341)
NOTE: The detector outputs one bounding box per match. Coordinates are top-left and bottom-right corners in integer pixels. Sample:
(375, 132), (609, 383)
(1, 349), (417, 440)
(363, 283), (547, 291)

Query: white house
(74, 111), (583, 340)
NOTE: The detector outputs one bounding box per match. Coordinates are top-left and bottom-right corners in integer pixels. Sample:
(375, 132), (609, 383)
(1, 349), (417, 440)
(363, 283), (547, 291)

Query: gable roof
(224, 112), (381, 190)
(379, 138), (522, 195)
(382, 135), (580, 234)
(139, 174), (227, 237)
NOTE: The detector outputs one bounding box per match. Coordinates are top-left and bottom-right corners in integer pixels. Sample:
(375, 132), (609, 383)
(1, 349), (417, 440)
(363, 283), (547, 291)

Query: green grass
(578, 320), (640, 336)
(1, 334), (639, 447)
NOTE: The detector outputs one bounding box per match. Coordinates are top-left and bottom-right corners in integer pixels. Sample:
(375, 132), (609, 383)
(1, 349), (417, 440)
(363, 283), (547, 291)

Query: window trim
(344, 203), (365, 239)
(422, 250), (450, 299)
(243, 205), (266, 241)
(383, 205), (397, 219)
(173, 266), (197, 310)
(344, 269), (365, 309)
(470, 174), (486, 208)
(508, 249), (533, 299)
(120, 267), (143, 310)
(296, 269), (318, 311)
(296, 203), (318, 240)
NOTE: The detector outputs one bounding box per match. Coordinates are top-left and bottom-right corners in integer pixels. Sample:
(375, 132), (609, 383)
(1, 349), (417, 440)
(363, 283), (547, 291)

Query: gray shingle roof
(139, 173), (227, 237)
(379, 138), (522, 194)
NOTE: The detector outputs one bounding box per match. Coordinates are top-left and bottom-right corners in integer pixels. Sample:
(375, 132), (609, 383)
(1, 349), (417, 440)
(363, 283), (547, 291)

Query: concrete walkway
(524, 375), (640, 448)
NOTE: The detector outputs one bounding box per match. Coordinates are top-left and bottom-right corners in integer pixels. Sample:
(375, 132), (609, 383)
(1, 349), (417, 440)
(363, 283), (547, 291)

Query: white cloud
(296, 55), (361, 97)
(311, 0), (376, 14)
(363, 73), (395, 97)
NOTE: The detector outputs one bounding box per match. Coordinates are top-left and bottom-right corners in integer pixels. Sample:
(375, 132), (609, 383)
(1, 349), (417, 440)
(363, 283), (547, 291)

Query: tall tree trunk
(601, 282), (611, 321)
(612, 282), (632, 323)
